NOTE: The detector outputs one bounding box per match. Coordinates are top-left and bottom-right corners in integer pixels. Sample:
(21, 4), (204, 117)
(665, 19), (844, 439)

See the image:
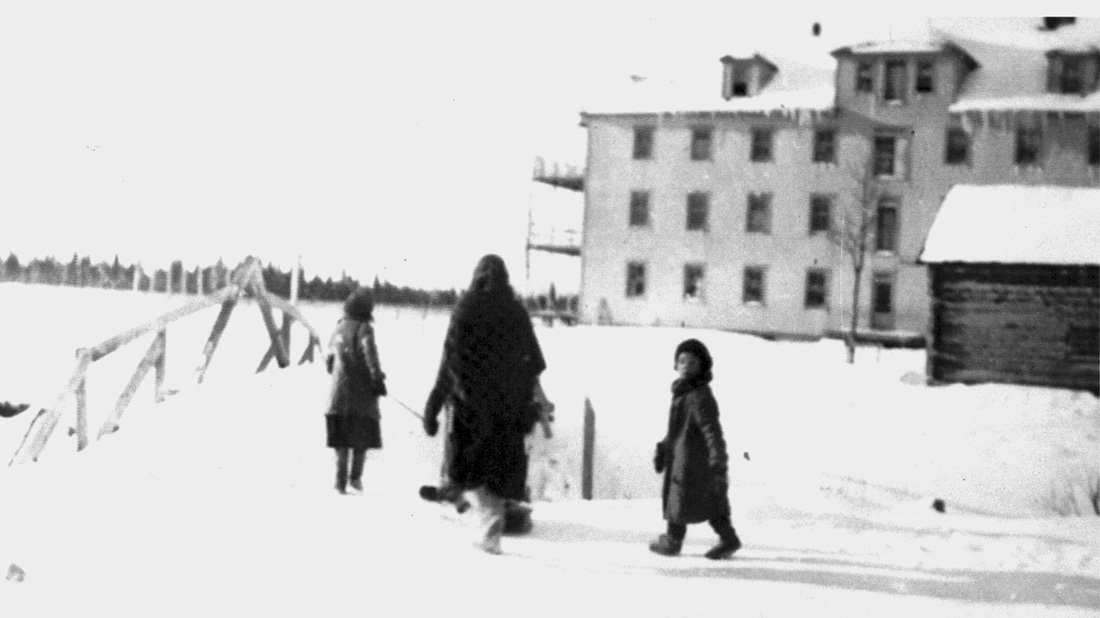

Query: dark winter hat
(344, 287), (374, 322)
(674, 338), (713, 373)
(470, 254), (511, 294)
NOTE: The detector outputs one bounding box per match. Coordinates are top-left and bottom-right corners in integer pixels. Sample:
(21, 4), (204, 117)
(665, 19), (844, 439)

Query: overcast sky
(0, 3), (1082, 290)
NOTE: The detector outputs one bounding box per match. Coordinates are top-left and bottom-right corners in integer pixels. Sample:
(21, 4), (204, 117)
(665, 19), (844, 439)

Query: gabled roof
(919, 185), (1100, 266)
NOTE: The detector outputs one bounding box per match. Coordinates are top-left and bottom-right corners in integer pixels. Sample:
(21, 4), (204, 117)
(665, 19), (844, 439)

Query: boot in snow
(648, 534), (682, 556)
(348, 478), (364, 493)
(704, 533), (742, 560)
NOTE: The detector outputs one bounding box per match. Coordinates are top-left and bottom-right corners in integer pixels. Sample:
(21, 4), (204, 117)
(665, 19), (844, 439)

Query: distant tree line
(1, 253), (577, 313)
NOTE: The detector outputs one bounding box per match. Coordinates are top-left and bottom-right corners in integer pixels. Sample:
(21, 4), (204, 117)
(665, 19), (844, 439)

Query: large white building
(573, 17), (1100, 340)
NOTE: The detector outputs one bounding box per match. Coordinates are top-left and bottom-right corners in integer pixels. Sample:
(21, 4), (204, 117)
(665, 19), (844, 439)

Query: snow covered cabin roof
(919, 185), (1100, 266)
(945, 18), (1100, 114)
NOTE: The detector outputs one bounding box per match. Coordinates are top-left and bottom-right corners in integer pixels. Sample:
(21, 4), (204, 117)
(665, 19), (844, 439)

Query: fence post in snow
(154, 330), (167, 403)
(582, 397), (595, 500)
(74, 348), (89, 451)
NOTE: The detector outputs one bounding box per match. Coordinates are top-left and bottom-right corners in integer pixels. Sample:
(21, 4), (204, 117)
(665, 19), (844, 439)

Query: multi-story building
(576, 17), (1100, 339)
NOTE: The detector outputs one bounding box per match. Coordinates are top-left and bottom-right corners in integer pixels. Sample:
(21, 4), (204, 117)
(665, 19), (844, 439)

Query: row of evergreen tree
(0, 253), (578, 313)
(0, 253), (461, 306)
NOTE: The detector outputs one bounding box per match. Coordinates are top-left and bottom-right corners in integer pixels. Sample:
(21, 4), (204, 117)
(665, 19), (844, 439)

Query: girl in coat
(326, 288), (387, 494)
(651, 338), (742, 559)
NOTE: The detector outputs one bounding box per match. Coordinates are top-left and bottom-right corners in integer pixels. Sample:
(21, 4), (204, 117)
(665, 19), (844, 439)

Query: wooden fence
(9, 258), (323, 465)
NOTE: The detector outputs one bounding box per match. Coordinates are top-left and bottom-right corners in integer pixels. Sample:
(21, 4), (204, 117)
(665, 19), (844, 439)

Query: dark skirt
(326, 414), (382, 450)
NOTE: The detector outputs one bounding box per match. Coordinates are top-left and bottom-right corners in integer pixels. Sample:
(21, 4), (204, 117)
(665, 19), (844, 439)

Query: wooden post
(100, 334), (164, 438)
(153, 329), (167, 402)
(133, 263), (142, 292)
(582, 397), (596, 500)
(255, 293), (290, 369)
(74, 348), (89, 451)
(194, 297), (238, 384)
(10, 350), (92, 465)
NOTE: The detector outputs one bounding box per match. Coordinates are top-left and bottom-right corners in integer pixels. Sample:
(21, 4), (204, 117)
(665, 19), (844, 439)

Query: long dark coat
(326, 318), (385, 450)
(658, 375), (731, 524)
(424, 256), (546, 501)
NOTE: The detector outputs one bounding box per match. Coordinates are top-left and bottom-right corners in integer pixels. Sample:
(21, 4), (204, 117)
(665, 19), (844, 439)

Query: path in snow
(1, 365), (1096, 617)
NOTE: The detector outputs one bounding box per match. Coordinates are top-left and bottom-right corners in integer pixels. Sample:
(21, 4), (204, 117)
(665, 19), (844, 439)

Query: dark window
(809, 194), (831, 234)
(629, 191), (650, 226)
(1061, 55), (1083, 93)
(633, 126), (654, 160)
(743, 267), (765, 304)
(746, 193), (772, 233)
(691, 127), (713, 161)
(944, 127), (970, 165)
(804, 269), (828, 308)
(1015, 125), (1043, 166)
(683, 264), (705, 300)
(884, 60), (907, 102)
(916, 61), (935, 93)
(732, 65), (749, 97)
(875, 196), (899, 252)
(872, 276), (893, 313)
(874, 135), (897, 176)
(813, 129), (836, 163)
(686, 191), (709, 231)
(1089, 126), (1099, 166)
(856, 61), (874, 93)
(626, 262), (646, 297)
(751, 128), (774, 162)
(1067, 325), (1100, 359)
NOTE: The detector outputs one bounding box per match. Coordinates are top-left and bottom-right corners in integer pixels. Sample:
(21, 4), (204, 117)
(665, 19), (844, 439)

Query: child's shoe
(648, 534), (682, 556)
(704, 533), (742, 560)
(348, 478), (364, 493)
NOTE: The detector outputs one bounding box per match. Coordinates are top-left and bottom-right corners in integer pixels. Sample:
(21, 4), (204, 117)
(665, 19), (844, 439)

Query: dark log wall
(928, 263), (1099, 393)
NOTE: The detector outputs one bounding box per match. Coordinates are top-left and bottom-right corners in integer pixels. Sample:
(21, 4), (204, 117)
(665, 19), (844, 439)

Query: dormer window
(1047, 51), (1100, 95)
(732, 65), (749, 97)
(884, 60), (907, 102)
(916, 61), (935, 93)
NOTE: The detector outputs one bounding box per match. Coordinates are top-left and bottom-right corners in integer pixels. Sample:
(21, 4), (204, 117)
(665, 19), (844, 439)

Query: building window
(732, 65), (749, 97)
(629, 191), (650, 227)
(746, 193), (772, 233)
(884, 59), (907, 102)
(875, 196), (899, 252)
(742, 266), (766, 304)
(856, 61), (874, 93)
(916, 60), (935, 93)
(804, 269), (829, 308)
(683, 264), (705, 300)
(813, 129), (836, 163)
(690, 127), (713, 161)
(686, 191), (709, 231)
(874, 135), (897, 176)
(751, 128), (774, 162)
(1015, 125), (1043, 166)
(1060, 55), (1083, 93)
(633, 126), (654, 160)
(944, 127), (970, 165)
(1089, 125), (1099, 166)
(625, 262), (646, 298)
(808, 194), (832, 234)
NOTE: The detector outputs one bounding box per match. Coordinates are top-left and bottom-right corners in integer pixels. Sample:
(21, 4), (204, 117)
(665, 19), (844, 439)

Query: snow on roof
(946, 19), (1100, 114)
(920, 185), (1100, 266)
(833, 39), (948, 55)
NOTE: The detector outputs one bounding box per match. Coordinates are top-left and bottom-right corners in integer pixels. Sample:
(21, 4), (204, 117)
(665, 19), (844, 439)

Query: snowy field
(0, 282), (1097, 616)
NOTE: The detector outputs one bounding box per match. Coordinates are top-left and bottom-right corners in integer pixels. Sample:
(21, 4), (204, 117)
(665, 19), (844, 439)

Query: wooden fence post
(582, 397), (596, 500)
(195, 297), (238, 384)
(100, 334), (165, 438)
(153, 329), (167, 402)
(74, 348), (89, 451)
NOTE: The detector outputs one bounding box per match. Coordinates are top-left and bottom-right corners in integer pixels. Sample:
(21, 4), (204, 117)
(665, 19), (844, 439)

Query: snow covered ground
(0, 282), (1097, 616)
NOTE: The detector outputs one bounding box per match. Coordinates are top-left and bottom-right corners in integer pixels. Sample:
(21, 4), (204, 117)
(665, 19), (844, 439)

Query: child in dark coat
(325, 288), (387, 494)
(650, 338), (742, 560)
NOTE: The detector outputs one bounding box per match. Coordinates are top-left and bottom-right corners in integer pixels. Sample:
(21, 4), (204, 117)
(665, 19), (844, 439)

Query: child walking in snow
(650, 338), (742, 560)
(325, 288), (387, 494)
